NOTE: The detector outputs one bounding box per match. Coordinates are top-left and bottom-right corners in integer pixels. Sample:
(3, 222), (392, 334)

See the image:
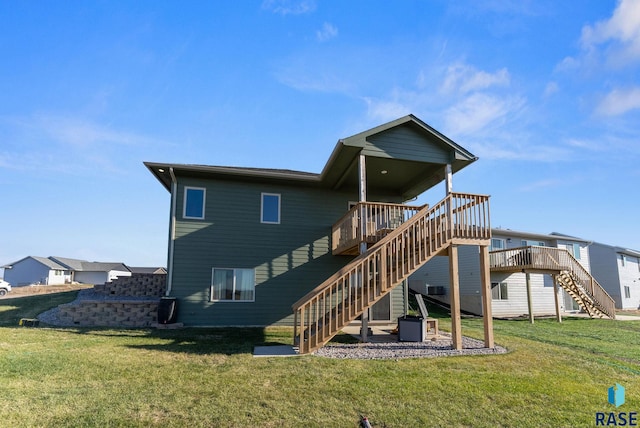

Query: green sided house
(146, 115), (495, 353)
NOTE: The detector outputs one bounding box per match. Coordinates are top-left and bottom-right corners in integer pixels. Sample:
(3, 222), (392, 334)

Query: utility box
(397, 316), (427, 342)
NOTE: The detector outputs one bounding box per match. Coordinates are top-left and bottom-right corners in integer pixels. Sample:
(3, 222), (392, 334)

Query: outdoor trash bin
(397, 315), (426, 342)
(158, 297), (178, 324)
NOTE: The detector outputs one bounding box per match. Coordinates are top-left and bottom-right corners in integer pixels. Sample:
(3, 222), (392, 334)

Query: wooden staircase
(292, 192), (491, 354)
(490, 246), (616, 320)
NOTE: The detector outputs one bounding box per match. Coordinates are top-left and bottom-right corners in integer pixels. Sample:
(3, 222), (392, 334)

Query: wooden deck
(489, 246), (616, 319)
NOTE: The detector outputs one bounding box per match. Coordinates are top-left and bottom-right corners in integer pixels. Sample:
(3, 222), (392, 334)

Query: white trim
(183, 186), (206, 220)
(166, 168), (177, 296)
(210, 267), (256, 302)
(260, 192), (281, 224)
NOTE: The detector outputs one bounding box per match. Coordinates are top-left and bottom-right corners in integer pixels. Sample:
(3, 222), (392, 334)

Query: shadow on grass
(62, 327), (292, 356)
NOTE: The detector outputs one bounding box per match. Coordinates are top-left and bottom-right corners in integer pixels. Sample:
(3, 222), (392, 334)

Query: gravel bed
(314, 333), (507, 360)
(37, 288), (160, 327)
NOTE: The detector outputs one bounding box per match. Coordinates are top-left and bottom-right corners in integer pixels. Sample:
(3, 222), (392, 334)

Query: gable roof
(128, 266), (167, 274)
(50, 257), (129, 272)
(492, 229), (591, 244)
(145, 114), (478, 200)
(2, 256), (69, 270)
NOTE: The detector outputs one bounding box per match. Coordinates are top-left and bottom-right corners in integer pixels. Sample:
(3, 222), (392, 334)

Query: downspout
(166, 167), (177, 296)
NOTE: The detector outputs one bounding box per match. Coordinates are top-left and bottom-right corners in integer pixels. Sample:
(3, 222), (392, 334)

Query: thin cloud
(316, 22), (338, 42)
(444, 92), (525, 135)
(595, 87), (640, 116)
(543, 81), (559, 98)
(0, 113), (170, 175)
(440, 63), (510, 95)
(262, 0), (316, 15)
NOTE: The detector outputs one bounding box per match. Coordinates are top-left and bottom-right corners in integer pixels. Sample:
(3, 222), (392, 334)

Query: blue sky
(1, 0), (639, 272)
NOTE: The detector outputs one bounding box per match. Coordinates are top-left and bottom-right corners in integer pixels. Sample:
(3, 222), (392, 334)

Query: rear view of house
(146, 115), (496, 353)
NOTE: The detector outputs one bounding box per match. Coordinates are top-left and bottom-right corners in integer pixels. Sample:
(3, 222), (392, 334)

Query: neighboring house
(49, 257), (131, 285)
(409, 229), (615, 319)
(2, 256), (72, 286)
(589, 243), (640, 310)
(146, 114), (496, 353)
(2, 256), (132, 286)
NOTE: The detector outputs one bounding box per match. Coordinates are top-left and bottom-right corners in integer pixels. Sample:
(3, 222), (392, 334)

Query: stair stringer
(292, 193), (491, 354)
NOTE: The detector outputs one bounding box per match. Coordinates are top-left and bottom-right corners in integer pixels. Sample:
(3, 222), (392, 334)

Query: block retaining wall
(57, 273), (167, 327)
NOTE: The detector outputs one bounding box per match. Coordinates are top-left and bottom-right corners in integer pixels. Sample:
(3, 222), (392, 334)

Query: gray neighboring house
(49, 257), (131, 285)
(589, 243), (640, 310)
(2, 256), (131, 286)
(2, 256), (72, 286)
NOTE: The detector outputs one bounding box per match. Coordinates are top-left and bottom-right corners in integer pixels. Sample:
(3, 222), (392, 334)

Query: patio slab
(253, 345), (299, 357)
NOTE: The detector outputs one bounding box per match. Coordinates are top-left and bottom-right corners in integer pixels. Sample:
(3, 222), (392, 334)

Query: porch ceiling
(331, 156), (451, 199)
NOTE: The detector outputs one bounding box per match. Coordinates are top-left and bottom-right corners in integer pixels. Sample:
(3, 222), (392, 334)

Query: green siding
(363, 126), (451, 164)
(171, 177), (359, 326)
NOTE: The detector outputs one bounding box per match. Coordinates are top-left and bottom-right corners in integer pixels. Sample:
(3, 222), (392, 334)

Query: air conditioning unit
(427, 286), (445, 296)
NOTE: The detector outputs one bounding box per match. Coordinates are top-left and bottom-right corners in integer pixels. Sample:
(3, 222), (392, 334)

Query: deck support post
(525, 272), (534, 324)
(358, 153), (369, 343)
(445, 164), (453, 195)
(479, 245), (494, 348)
(449, 244), (462, 350)
(552, 275), (562, 323)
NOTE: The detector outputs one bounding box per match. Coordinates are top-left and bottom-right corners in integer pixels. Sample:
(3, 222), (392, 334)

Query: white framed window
(490, 239), (505, 251)
(624, 286), (631, 299)
(183, 186), (206, 220)
(567, 243), (581, 259)
(261, 193), (280, 224)
(211, 268), (255, 302)
(620, 254), (626, 267)
(491, 282), (508, 300)
(522, 240), (545, 247)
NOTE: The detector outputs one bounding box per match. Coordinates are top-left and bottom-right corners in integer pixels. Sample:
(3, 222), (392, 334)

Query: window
(522, 240), (545, 247)
(261, 193), (280, 224)
(568, 243), (581, 259)
(490, 239), (505, 251)
(491, 282), (508, 300)
(620, 254), (626, 267)
(211, 268), (255, 302)
(183, 187), (206, 219)
(624, 286), (631, 299)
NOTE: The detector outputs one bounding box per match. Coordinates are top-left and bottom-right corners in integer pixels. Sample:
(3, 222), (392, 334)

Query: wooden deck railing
(331, 202), (424, 255)
(293, 192), (491, 354)
(489, 246), (616, 319)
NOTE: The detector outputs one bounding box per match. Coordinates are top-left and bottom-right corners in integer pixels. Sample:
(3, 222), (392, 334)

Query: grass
(0, 292), (639, 427)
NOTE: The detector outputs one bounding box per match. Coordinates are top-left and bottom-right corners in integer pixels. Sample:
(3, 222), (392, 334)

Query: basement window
(183, 187), (206, 220)
(491, 282), (508, 300)
(211, 268), (255, 302)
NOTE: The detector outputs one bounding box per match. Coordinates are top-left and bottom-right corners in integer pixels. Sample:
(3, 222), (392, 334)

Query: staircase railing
(489, 246), (616, 319)
(293, 192), (490, 354)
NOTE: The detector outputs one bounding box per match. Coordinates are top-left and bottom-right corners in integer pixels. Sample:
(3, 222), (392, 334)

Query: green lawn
(0, 293), (638, 427)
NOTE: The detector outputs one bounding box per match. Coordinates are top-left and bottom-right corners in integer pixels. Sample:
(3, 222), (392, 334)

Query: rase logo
(596, 384), (637, 427)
